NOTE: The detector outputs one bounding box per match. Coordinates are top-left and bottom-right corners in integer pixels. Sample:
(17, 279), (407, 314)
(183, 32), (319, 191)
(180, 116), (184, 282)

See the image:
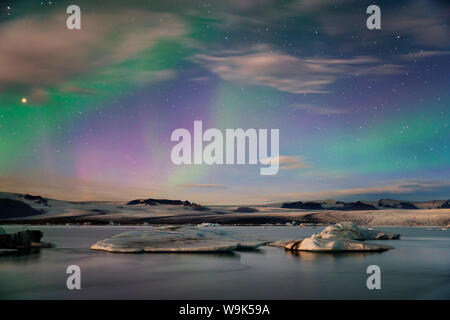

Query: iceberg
(268, 239), (296, 247)
(285, 238), (393, 252)
(91, 227), (268, 253)
(311, 222), (400, 240)
(360, 228), (401, 240)
(281, 222), (397, 252)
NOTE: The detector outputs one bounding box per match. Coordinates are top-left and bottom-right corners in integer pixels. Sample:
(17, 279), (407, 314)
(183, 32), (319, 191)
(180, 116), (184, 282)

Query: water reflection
(285, 249), (386, 261)
(1, 248), (42, 264)
(235, 248), (265, 254)
(1, 226), (449, 299)
(161, 251), (240, 258)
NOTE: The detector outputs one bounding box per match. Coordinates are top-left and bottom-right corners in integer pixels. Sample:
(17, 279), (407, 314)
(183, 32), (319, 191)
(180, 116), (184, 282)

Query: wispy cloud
(271, 180), (450, 202)
(383, 2), (450, 47)
(261, 155), (311, 170)
(177, 183), (227, 189)
(0, 172), (164, 202)
(60, 86), (97, 95)
(193, 45), (403, 94)
(0, 11), (187, 97)
(400, 50), (450, 61)
(290, 103), (347, 115)
(291, 0), (356, 13)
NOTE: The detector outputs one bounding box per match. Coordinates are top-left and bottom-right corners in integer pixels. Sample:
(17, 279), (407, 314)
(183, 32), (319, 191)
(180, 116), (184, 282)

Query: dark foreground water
(0, 225), (449, 299)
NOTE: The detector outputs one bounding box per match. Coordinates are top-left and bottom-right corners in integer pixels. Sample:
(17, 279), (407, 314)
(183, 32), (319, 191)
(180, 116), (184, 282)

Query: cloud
(61, 86), (97, 95)
(27, 88), (49, 104)
(278, 156), (311, 170)
(213, 0), (355, 29)
(190, 76), (211, 82)
(383, 2), (450, 47)
(328, 180), (450, 197)
(301, 1), (449, 53)
(271, 180), (450, 202)
(400, 50), (450, 61)
(193, 45), (403, 94)
(103, 69), (177, 86)
(225, 0), (278, 12)
(292, 0), (356, 13)
(290, 103), (347, 115)
(177, 183), (227, 189)
(0, 172), (163, 202)
(261, 155), (311, 170)
(0, 10), (187, 93)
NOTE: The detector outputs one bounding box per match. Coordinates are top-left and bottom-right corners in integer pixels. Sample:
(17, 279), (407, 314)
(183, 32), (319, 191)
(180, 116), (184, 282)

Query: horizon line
(1, 190), (448, 206)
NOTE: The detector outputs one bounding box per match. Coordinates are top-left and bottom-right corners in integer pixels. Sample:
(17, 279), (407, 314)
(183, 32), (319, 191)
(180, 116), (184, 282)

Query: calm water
(1, 225), (449, 299)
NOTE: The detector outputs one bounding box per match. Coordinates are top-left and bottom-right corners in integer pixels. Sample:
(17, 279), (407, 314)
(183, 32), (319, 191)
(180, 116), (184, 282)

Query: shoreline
(1, 222), (448, 228)
(1, 192), (449, 227)
(1, 208), (449, 227)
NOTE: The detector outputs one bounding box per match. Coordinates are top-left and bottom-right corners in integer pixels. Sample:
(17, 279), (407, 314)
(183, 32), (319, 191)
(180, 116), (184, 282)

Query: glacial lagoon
(0, 225), (449, 299)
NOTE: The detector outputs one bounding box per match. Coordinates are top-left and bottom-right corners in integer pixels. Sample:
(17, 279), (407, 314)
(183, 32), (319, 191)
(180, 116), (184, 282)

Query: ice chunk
(312, 222), (400, 240)
(268, 239), (296, 247)
(91, 227), (267, 253)
(285, 238), (393, 252)
(281, 222), (397, 252)
(91, 237), (238, 253)
(311, 222), (365, 240)
(360, 228), (400, 240)
(197, 223), (220, 227)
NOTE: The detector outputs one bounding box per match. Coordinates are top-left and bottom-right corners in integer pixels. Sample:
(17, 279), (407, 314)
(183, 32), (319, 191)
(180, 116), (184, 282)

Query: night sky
(0, 0), (449, 204)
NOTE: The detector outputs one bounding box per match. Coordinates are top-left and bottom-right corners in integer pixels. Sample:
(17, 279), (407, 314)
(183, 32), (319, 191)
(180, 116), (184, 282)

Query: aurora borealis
(0, 0), (448, 204)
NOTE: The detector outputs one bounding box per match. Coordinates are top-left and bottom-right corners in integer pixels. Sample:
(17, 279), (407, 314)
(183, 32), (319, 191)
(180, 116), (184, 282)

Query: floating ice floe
(91, 227), (268, 253)
(285, 238), (393, 252)
(268, 239), (296, 247)
(197, 222), (220, 227)
(280, 222), (398, 252)
(311, 222), (400, 240)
